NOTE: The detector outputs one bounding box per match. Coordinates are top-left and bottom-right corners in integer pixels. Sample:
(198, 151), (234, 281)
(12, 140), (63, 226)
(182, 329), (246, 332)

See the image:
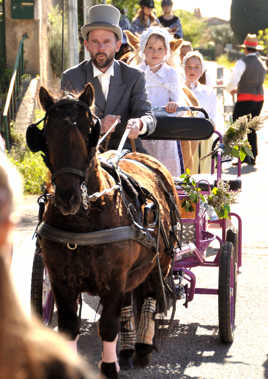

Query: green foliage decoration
(223, 115), (264, 161)
(207, 180), (237, 219)
(179, 171), (237, 220)
(179, 169), (206, 212)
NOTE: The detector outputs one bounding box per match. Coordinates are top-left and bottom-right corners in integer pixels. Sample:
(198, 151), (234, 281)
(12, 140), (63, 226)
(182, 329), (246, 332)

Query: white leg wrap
(102, 335), (118, 363)
(68, 335), (79, 353)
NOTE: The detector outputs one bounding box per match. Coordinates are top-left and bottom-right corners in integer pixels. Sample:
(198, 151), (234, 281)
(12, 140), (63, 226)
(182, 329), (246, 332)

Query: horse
(118, 30), (201, 173)
(26, 83), (181, 378)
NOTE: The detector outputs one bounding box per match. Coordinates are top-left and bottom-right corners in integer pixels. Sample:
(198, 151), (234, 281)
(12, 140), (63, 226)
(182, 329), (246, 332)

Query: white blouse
(138, 62), (183, 177)
(189, 82), (217, 125)
(139, 62), (184, 107)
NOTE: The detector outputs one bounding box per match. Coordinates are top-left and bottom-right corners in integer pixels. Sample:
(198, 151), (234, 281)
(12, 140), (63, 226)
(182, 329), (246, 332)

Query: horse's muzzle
(55, 189), (81, 216)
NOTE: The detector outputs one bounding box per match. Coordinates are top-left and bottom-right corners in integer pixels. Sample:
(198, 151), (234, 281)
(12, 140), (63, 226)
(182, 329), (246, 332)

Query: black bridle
(38, 98), (100, 183)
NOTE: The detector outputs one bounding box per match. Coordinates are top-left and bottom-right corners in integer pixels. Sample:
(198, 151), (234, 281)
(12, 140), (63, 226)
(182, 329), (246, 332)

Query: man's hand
(126, 118), (144, 139)
(230, 89), (237, 96)
(165, 101), (178, 113)
(101, 114), (121, 134)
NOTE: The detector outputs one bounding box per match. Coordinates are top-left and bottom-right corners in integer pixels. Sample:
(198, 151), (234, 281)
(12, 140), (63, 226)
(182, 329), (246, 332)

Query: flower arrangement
(178, 171), (238, 220)
(178, 170), (205, 212)
(206, 180), (237, 219)
(223, 114), (264, 161)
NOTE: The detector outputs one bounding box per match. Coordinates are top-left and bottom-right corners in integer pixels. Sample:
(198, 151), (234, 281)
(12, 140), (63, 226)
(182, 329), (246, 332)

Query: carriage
(27, 86), (242, 377)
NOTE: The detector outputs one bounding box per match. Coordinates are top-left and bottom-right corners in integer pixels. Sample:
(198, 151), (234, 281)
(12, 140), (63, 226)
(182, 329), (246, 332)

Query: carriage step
(173, 243), (196, 261)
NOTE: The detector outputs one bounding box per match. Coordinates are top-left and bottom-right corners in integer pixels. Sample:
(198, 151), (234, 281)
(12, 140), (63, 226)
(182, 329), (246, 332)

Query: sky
(173, 0), (232, 21)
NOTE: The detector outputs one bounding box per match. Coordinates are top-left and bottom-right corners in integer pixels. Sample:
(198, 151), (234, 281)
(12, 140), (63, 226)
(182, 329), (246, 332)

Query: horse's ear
(124, 30), (140, 50)
(79, 83), (95, 107)
(170, 38), (183, 52)
(39, 87), (55, 111)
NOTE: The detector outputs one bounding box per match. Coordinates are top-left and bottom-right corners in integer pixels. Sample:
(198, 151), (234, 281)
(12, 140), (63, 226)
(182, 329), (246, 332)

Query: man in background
(227, 33), (268, 165)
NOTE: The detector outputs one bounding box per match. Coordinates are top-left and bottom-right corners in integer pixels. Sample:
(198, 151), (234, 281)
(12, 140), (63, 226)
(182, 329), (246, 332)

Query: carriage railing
(1, 33), (28, 150)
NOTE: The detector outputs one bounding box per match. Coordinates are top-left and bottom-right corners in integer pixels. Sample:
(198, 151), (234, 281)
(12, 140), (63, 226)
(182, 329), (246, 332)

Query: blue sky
(173, 0), (232, 21)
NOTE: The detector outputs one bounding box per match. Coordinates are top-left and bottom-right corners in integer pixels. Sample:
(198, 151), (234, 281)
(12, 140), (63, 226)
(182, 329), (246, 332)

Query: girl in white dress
(138, 26), (184, 177)
(183, 50), (217, 173)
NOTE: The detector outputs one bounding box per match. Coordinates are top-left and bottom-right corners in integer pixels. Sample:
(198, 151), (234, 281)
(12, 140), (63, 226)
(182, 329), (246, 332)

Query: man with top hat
(61, 4), (156, 153)
(227, 33), (268, 165)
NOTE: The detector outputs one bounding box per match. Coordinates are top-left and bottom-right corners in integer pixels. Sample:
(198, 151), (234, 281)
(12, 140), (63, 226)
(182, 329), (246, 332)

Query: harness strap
(52, 167), (86, 182)
(37, 221), (156, 249)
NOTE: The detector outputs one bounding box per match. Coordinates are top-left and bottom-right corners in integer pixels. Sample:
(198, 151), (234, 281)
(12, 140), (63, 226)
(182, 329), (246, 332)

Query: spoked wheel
(31, 252), (55, 326)
(218, 241), (237, 343)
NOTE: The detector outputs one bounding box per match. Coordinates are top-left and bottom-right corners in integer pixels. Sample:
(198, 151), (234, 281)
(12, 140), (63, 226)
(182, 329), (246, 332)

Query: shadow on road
(77, 318), (246, 378)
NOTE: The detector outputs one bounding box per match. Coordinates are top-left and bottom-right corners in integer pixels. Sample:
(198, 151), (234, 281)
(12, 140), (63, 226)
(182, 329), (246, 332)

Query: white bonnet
(183, 50), (205, 73)
(140, 26), (171, 58)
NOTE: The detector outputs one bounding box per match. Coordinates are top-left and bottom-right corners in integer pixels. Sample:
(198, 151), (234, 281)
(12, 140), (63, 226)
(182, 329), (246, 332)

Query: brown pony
(26, 84), (181, 378)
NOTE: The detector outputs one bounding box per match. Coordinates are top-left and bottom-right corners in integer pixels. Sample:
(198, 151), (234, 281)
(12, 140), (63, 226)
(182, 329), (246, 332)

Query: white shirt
(139, 62), (184, 107)
(189, 82), (217, 125)
(93, 62), (114, 100)
(226, 53), (257, 92)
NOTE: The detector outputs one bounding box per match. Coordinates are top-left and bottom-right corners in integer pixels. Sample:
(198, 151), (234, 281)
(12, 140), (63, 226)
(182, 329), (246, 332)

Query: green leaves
(222, 115), (263, 161)
(179, 170), (205, 212)
(179, 172), (238, 220)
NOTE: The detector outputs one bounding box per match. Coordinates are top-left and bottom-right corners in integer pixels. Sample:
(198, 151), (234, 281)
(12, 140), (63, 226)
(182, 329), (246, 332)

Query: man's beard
(92, 52), (115, 69)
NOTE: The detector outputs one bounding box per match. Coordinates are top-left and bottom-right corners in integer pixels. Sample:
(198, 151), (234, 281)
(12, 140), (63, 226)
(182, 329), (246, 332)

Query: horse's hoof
(100, 362), (119, 379)
(119, 349), (134, 370)
(133, 343), (155, 368)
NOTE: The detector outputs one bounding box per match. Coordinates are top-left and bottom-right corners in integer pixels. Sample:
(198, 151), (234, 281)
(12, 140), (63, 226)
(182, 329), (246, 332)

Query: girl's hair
(0, 152), (94, 378)
(183, 50), (205, 73)
(132, 7), (158, 26)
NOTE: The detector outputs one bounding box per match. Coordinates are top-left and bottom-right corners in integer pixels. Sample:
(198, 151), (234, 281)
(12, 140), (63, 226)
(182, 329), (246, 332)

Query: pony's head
(26, 83), (100, 216)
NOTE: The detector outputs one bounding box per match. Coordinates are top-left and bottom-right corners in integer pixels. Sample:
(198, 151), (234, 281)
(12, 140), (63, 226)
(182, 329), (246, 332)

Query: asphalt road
(11, 96), (268, 379)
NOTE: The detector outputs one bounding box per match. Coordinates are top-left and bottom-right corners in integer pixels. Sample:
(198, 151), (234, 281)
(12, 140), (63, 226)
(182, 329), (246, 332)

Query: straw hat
(81, 4), (123, 41)
(239, 33), (263, 51)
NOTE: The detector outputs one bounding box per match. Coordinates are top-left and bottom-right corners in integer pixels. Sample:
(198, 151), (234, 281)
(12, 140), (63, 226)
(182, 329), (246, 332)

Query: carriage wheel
(31, 253), (55, 326)
(226, 229), (239, 269)
(218, 241), (237, 343)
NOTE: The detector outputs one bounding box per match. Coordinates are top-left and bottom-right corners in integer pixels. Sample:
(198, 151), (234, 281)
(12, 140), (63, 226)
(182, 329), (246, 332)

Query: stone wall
(5, 0), (40, 74)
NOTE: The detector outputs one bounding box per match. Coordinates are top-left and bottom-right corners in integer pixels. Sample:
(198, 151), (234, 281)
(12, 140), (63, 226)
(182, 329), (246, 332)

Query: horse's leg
(99, 295), (122, 379)
(134, 296), (156, 367)
(53, 284), (80, 343)
(119, 292), (136, 370)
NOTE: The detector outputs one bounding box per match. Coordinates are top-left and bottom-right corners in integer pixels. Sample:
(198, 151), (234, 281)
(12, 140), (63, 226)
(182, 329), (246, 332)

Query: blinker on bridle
(31, 98), (100, 183)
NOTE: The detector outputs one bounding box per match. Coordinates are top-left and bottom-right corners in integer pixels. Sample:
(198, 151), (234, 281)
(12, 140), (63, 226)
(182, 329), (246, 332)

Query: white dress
(139, 62), (183, 177)
(190, 82), (217, 173)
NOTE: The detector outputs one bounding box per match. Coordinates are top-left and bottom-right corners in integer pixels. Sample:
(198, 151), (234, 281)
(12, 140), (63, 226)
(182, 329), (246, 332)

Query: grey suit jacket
(61, 59), (155, 152)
